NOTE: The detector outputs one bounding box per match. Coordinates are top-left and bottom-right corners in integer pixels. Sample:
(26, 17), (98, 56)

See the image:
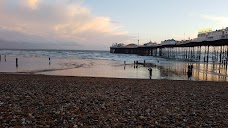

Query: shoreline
(0, 72), (227, 82)
(1, 53), (228, 82)
(0, 74), (227, 127)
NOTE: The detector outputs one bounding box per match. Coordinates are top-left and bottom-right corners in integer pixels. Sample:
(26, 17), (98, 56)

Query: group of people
(134, 61), (138, 69)
(124, 60), (194, 80)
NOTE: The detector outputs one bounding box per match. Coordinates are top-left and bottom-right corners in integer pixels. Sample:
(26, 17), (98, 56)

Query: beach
(0, 74), (227, 127)
(1, 49), (228, 81)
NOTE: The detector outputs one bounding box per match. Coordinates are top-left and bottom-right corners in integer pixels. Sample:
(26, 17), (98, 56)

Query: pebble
(225, 105), (228, 108)
(0, 101), (4, 106)
(139, 115), (145, 120)
(0, 74), (227, 127)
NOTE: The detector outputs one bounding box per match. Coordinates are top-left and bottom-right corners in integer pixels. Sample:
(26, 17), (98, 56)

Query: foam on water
(0, 49), (162, 62)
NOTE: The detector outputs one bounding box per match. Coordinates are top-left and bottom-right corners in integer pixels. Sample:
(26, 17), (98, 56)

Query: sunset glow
(0, 0), (228, 50)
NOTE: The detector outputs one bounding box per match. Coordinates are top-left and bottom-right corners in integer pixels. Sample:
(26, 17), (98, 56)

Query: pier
(110, 39), (228, 64)
(111, 27), (228, 64)
(110, 27), (228, 78)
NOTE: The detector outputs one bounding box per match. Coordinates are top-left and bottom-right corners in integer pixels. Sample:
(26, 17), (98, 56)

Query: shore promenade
(0, 74), (227, 127)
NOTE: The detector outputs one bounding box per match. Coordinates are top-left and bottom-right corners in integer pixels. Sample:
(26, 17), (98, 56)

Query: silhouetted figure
(134, 61), (136, 69)
(49, 58), (51, 65)
(190, 64), (193, 71)
(187, 70), (192, 80)
(4, 55), (6, 62)
(123, 61), (126, 70)
(148, 68), (152, 79)
(144, 60), (146, 67)
(187, 65), (193, 80)
(136, 61), (138, 68)
(16, 58), (18, 67)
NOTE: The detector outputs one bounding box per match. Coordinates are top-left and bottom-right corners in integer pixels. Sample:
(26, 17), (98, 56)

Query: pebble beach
(0, 74), (227, 127)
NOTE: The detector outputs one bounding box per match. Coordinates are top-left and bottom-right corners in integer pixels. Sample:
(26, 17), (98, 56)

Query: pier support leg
(207, 45), (209, 63)
(219, 46), (222, 64)
(199, 46), (201, 62)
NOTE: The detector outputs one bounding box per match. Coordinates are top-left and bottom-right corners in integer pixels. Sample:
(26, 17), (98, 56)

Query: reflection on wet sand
(0, 55), (228, 81)
(149, 61), (228, 81)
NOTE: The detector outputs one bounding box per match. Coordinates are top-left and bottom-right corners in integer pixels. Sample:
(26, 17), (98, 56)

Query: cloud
(0, 0), (131, 50)
(24, 0), (40, 9)
(202, 15), (228, 27)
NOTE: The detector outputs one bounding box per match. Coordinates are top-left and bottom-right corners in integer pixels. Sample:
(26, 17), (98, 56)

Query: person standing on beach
(148, 68), (152, 79)
(49, 58), (51, 65)
(187, 65), (193, 80)
(16, 58), (18, 67)
(136, 61), (138, 68)
(190, 64), (193, 71)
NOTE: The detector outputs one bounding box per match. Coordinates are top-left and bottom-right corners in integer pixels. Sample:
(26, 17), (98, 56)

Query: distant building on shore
(111, 27), (228, 48)
(161, 39), (176, 46)
(176, 40), (191, 45)
(126, 43), (138, 48)
(112, 43), (125, 48)
(143, 40), (158, 47)
(192, 27), (228, 42)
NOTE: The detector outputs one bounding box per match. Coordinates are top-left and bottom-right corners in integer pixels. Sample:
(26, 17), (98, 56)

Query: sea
(0, 49), (227, 81)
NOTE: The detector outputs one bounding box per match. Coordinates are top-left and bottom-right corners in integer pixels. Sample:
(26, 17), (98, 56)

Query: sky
(0, 0), (228, 50)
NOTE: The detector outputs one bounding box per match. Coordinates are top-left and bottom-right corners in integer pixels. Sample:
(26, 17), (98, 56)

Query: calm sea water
(0, 49), (227, 81)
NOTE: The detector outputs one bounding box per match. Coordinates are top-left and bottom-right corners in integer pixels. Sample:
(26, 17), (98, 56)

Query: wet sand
(0, 74), (227, 127)
(1, 55), (228, 81)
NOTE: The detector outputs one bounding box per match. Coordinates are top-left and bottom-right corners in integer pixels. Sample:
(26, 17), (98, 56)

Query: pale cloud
(172, 33), (197, 41)
(0, 0), (131, 50)
(202, 15), (228, 27)
(25, 0), (40, 9)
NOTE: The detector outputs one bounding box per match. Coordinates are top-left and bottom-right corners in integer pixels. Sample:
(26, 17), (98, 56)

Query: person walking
(148, 68), (152, 79)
